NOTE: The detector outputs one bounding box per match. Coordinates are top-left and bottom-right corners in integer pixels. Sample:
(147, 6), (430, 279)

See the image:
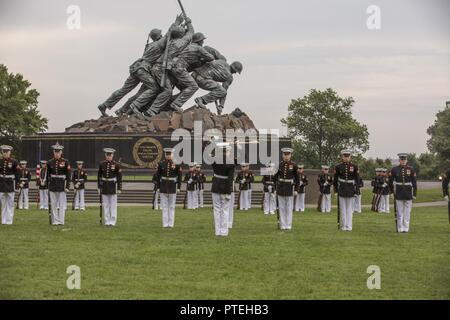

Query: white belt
(161, 177), (177, 181)
(394, 182), (412, 186)
(213, 174), (228, 179)
(338, 178), (354, 184)
(51, 174), (66, 179)
(102, 177), (117, 182)
(265, 181), (274, 184)
(0, 174), (15, 179)
(75, 179), (85, 182)
(278, 178), (293, 183)
(19, 178), (29, 181)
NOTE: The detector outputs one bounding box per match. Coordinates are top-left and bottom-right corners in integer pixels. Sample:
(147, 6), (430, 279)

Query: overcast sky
(1, 0), (449, 159)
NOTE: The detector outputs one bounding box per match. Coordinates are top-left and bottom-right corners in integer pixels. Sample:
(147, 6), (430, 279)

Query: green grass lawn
(0, 205), (449, 300)
(358, 188), (443, 204)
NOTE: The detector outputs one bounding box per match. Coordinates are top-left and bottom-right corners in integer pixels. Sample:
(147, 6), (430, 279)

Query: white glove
(19, 182), (24, 188)
(225, 194), (231, 200)
(97, 189), (101, 195)
(117, 189), (122, 194)
(412, 196), (416, 200)
(188, 179), (193, 184)
(75, 182), (80, 189)
(382, 183), (387, 188)
(268, 186), (272, 192)
(177, 189), (181, 193)
(324, 182), (328, 186)
(65, 188), (70, 193)
(241, 179), (246, 184)
(294, 191), (298, 196)
(445, 195), (449, 201)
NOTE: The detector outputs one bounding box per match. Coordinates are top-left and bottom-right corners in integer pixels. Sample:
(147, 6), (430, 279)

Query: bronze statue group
(2, 143), (448, 236)
(97, 10), (243, 119)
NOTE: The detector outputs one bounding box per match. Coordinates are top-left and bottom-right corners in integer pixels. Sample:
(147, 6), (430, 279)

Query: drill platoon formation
(2, 142), (445, 237)
(97, 2), (243, 119)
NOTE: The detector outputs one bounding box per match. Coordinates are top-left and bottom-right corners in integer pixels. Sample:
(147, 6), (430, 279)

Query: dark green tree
(0, 64), (48, 158)
(281, 88), (369, 168)
(427, 104), (450, 169)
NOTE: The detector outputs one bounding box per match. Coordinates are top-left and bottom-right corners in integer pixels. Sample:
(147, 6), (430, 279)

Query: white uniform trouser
(353, 194), (362, 213)
(50, 191), (67, 225)
(278, 195), (294, 230)
(228, 192), (234, 228)
(396, 200), (412, 232)
(294, 193), (306, 212)
(39, 189), (49, 209)
(321, 194), (331, 212)
(264, 192), (276, 214)
(0, 192), (15, 224)
(339, 196), (354, 231)
(239, 190), (250, 210)
(248, 189), (252, 208)
(160, 193), (176, 227)
(18, 188), (29, 209)
(102, 194), (117, 226)
(187, 190), (198, 209)
(379, 195), (390, 213)
(212, 193), (230, 236)
(74, 189), (85, 210)
(198, 189), (204, 208)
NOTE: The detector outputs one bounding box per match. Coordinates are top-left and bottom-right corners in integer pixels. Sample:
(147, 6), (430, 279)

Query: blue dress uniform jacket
(211, 162), (235, 195)
(388, 165), (417, 201)
(47, 158), (71, 192)
(17, 168), (31, 189)
(262, 174), (276, 193)
(184, 172), (199, 191)
(297, 174), (308, 194)
(235, 171), (254, 191)
(156, 160), (182, 194)
(443, 169), (450, 197)
(355, 176), (364, 195)
(72, 169), (87, 190)
(0, 157), (19, 193)
(97, 160), (122, 195)
(317, 174), (333, 194)
(274, 161), (299, 197)
(333, 162), (360, 197)
(197, 172), (206, 190)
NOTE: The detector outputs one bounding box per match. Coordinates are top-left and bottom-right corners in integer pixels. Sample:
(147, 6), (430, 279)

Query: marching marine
(353, 172), (364, 214)
(152, 171), (160, 210)
(184, 162), (199, 210)
(274, 148), (299, 230)
(196, 164), (206, 208)
(17, 160), (31, 210)
(0, 145), (19, 224)
(333, 149), (360, 231)
(47, 143), (71, 225)
(261, 162), (276, 215)
(72, 161), (87, 211)
(36, 160), (49, 210)
(98, 148), (122, 226)
(317, 165), (333, 213)
(389, 153), (417, 233)
(377, 168), (390, 213)
(211, 142), (235, 236)
(294, 164), (308, 212)
(156, 148), (182, 228)
(443, 167), (450, 222)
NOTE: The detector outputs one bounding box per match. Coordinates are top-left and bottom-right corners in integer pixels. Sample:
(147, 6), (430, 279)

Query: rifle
(447, 197), (450, 225)
(48, 178), (52, 224)
(337, 190), (341, 230)
(72, 188), (78, 210)
(393, 192), (398, 232)
(16, 187), (23, 209)
(183, 184), (188, 209)
(99, 189), (103, 225)
(317, 193), (323, 212)
(152, 188), (157, 210)
(275, 191), (280, 230)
